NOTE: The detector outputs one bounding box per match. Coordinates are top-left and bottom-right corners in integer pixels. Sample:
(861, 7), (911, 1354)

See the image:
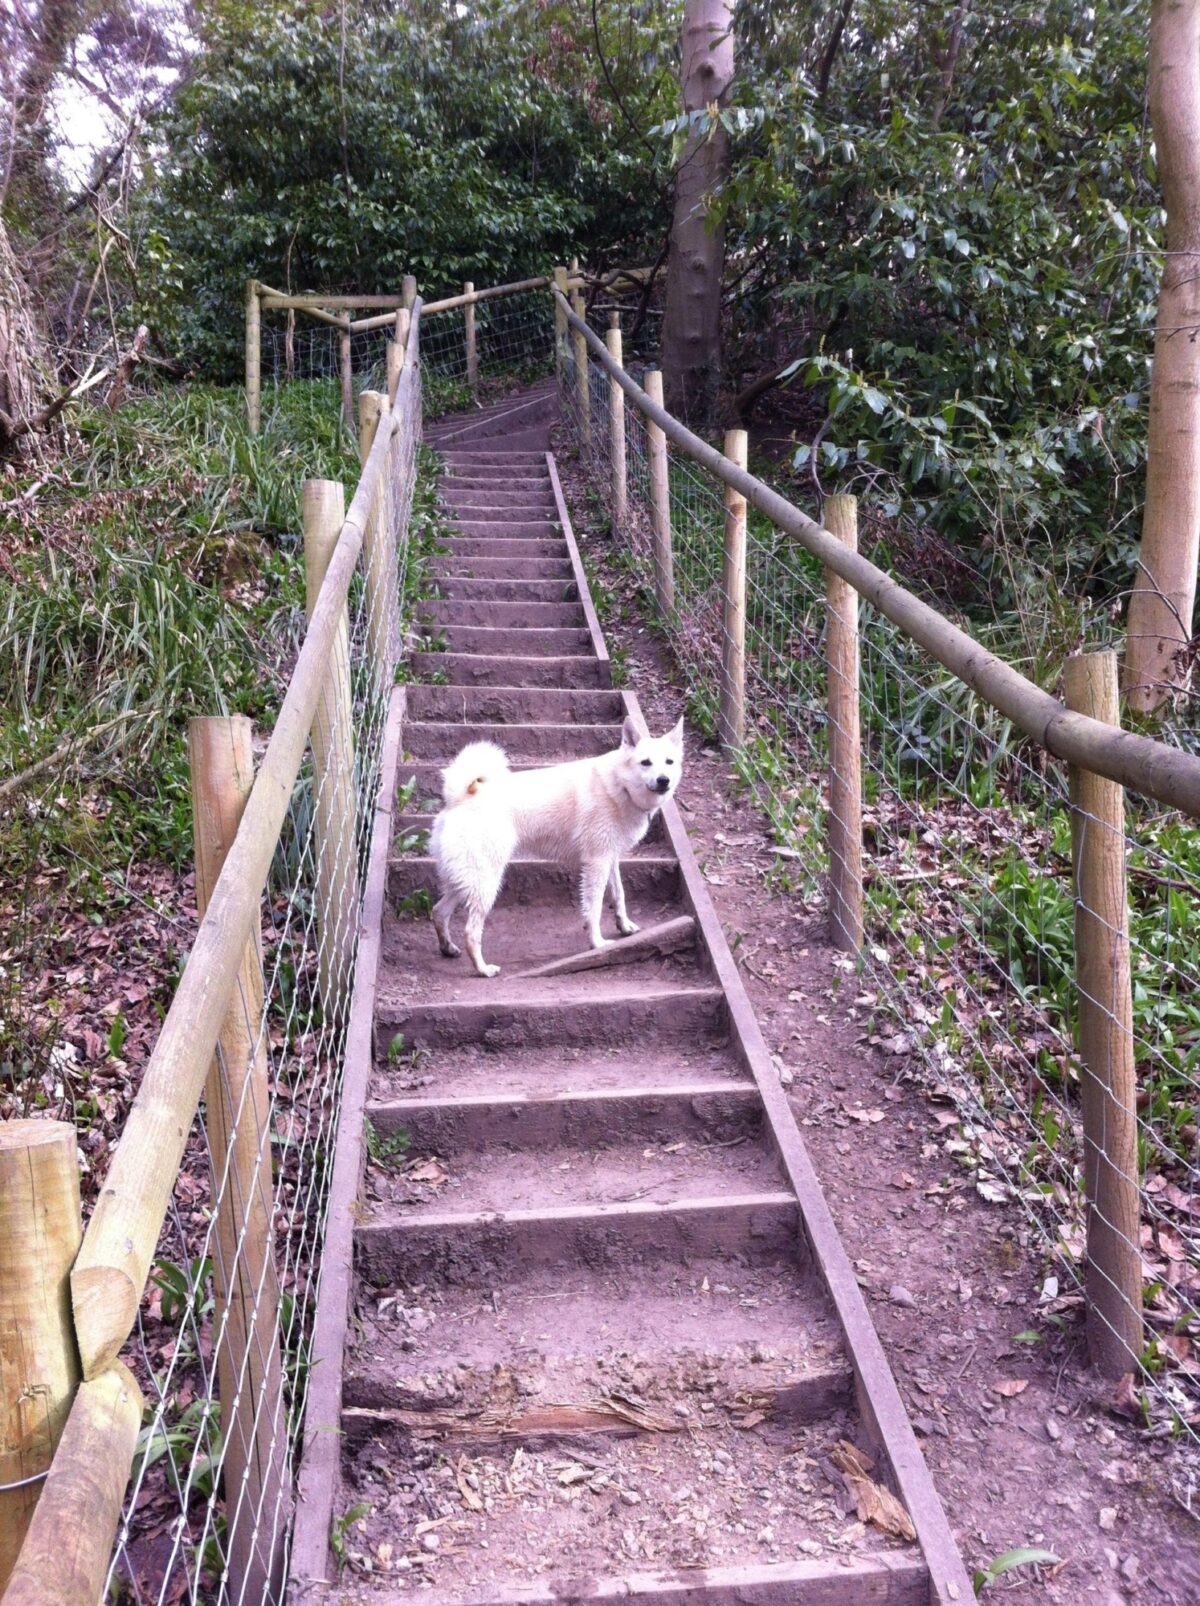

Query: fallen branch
(511, 915), (696, 980)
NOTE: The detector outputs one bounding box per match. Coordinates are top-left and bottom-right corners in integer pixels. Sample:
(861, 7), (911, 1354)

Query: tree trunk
(1124, 0), (1200, 713)
(660, 0), (735, 429)
(0, 217), (56, 449)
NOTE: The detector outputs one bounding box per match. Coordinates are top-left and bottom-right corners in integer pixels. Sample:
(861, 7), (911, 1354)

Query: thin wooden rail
(552, 288), (1200, 822)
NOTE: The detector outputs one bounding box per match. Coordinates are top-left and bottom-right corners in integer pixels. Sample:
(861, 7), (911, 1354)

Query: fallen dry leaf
(994, 1378), (1029, 1398)
(830, 1441), (915, 1541)
(408, 1159), (449, 1185)
(455, 1456), (483, 1511)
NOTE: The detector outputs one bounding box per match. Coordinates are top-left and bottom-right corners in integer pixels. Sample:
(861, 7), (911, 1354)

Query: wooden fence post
(718, 428), (748, 748)
(188, 716), (289, 1601)
(0, 1121), (81, 1590)
(2, 1363), (143, 1606)
(245, 279), (261, 435)
(553, 265), (571, 399)
(570, 285), (591, 451)
(463, 282), (478, 392)
(302, 479), (361, 1013)
(643, 370), (674, 618)
(358, 389), (399, 694)
(1064, 650), (1144, 1377)
(284, 307), (295, 382)
(606, 312), (627, 526)
(402, 274), (417, 313)
(824, 494), (864, 952)
(339, 327), (354, 432)
(388, 308), (410, 406)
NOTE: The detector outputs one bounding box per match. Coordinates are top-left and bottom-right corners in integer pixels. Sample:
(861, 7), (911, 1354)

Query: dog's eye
(665, 758), (674, 765)
(640, 758), (651, 767)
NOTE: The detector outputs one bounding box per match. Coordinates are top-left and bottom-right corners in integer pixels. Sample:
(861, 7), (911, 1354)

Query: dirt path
(551, 443), (1200, 1605)
(293, 385), (978, 1602)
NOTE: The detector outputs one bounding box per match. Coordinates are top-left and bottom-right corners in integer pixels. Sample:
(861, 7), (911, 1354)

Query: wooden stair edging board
(286, 686), (407, 1605)
(348, 1552), (931, 1605)
(546, 452), (973, 1605)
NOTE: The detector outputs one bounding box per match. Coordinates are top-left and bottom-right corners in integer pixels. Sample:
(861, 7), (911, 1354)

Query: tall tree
(660, 0), (734, 428)
(1124, 0), (1200, 712)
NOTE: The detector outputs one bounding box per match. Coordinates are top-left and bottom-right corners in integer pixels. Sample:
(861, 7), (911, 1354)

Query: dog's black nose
(655, 775), (670, 793)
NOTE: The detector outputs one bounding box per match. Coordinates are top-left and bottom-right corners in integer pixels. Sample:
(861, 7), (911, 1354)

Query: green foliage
(722, 1), (1154, 614)
(364, 1115), (411, 1165)
(151, 0), (672, 377)
(973, 1546), (1062, 1594)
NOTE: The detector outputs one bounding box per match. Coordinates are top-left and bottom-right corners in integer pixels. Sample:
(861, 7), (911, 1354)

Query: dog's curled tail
(441, 740), (510, 808)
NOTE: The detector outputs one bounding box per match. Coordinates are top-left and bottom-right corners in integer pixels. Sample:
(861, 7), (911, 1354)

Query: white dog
(429, 715), (684, 977)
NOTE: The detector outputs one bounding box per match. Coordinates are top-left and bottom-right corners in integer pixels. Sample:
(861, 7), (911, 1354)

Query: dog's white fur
(429, 714), (684, 977)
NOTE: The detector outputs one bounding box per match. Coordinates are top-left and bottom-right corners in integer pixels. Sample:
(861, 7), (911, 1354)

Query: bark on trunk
(1124, 0), (1200, 712)
(660, 0), (735, 429)
(0, 217), (56, 449)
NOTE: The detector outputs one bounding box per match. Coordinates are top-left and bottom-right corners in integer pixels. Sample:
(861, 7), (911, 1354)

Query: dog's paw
(476, 962), (501, 979)
(588, 933), (613, 951)
(617, 917), (640, 937)
(439, 940), (462, 959)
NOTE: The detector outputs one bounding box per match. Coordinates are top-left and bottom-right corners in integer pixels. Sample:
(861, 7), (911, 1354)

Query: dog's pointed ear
(667, 717), (684, 749)
(621, 714), (645, 749)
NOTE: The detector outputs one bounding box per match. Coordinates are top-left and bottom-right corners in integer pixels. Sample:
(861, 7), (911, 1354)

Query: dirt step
(448, 519), (562, 540)
(389, 856), (680, 908)
(424, 601), (584, 630)
(442, 505), (559, 524)
(404, 720), (618, 759)
(428, 400), (555, 447)
(362, 1123), (786, 1222)
(374, 985), (727, 1054)
(437, 577), (579, 603)
(367, 1082), (757, 1153)
(345, 1252), (846, 1423)
(434, 557), (575, 581)
(440, 536), (569, 560)
(406, 685), (623, 724)
(436, 625), (595, 656)
(355, 1191), (799, 1286)
(406, 652), (610, 688)
(440, 450), (550, 468)
(442, 474), (552, 492)
(441, 492), (557, 513)
(436, 423), (555, 452)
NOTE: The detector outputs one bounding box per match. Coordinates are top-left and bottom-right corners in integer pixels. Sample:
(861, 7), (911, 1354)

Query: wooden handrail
(553, 287), (1200, 820)
(69, 305), (423, 1379)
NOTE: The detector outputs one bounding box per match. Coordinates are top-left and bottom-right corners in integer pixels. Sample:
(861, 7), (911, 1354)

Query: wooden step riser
(406, 1556), (931, 1606)
(366, 1084), (759, 1152)
(440, 451), (551, 467)
(374, 991), (727, 1054)
(340, 1364), (855, 1451)
(355, 1194), (800, 1287)
(389, 857), (682, 908)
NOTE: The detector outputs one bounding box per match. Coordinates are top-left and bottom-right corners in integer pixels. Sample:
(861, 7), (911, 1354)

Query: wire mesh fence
(97, 326), (426, 1605)
(0, 304), (444, 1604)
(558, 305), (1200, 1451)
